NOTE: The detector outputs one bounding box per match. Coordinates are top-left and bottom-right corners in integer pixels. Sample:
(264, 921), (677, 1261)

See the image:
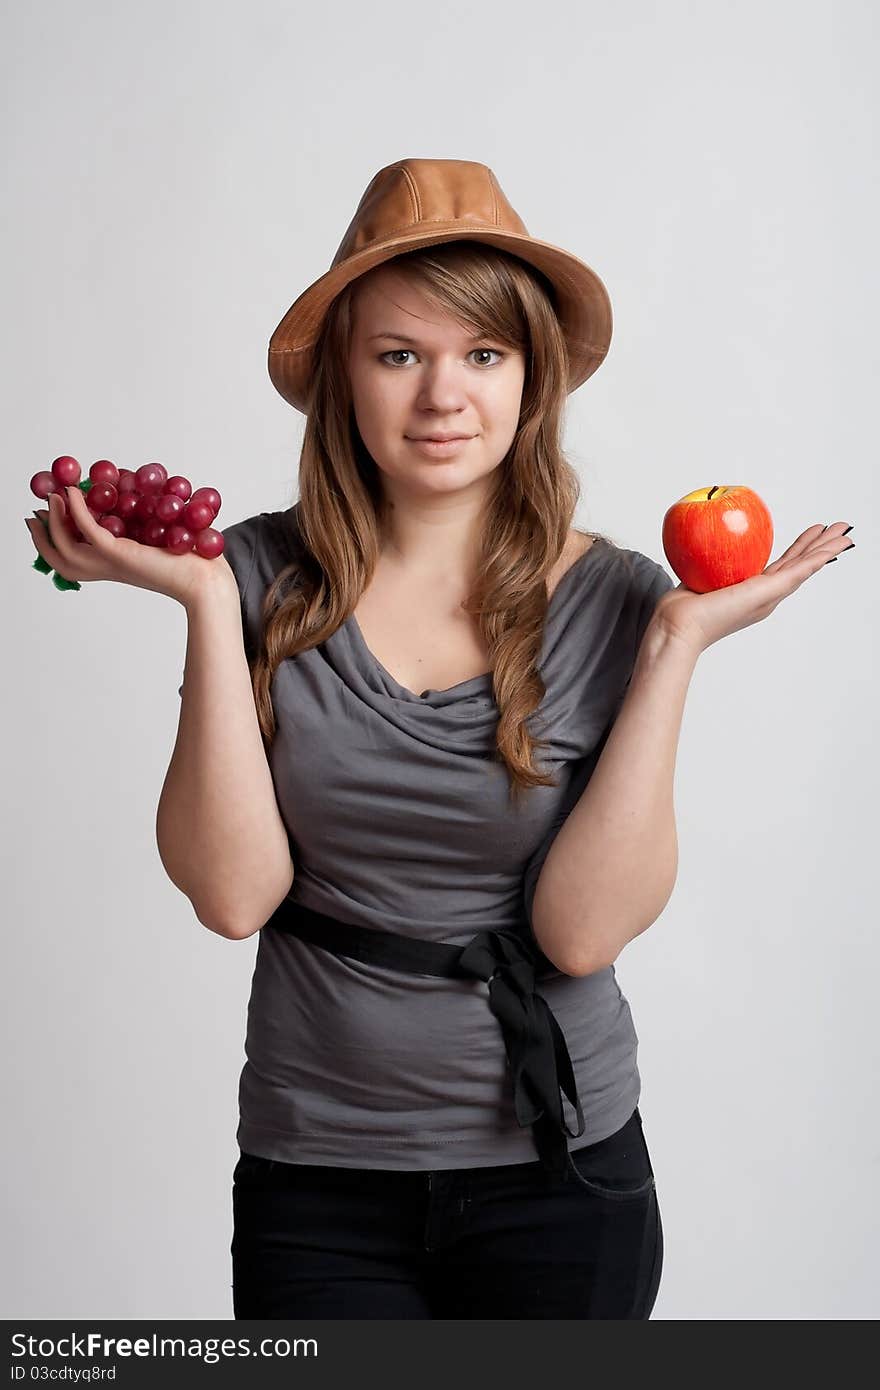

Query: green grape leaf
(51, 570), (81, 591)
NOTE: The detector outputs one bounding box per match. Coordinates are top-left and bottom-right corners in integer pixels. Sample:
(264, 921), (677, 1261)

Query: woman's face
(347, 266), (526, 503)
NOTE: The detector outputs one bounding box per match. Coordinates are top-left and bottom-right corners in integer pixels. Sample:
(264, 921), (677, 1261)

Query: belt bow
(456, 929), (585, 1175)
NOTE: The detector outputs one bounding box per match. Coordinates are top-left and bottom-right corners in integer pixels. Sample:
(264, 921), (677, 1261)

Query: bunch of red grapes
(29, 455), (226, 560)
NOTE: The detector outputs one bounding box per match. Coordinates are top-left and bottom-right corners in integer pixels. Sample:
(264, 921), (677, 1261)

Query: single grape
(165, 523), (196, 555)
(182, 499), (214, 532)
(117, 469), (139, 494)
(155, 493), (185, 523)
(51, 456), (82, 487)
(86, 483), (119, 514)
(165, 475), (193, 503)
(191, 486), (221, 516)
(98, 514), (126, 537)
(142, 518), (167, 546)
(194, 527), (226, 559)
(116, 492), (139, 520)
(90, 460), (119, 487)
(135, 463), (166, 494)
(134, 493), (159, 520)
(30, 470), (57, 500)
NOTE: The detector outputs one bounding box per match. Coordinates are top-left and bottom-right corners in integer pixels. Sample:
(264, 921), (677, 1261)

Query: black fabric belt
(264, 897), (595, 1189)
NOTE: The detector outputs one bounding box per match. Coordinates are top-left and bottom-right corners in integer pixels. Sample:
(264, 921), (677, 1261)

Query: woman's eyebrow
(366, 331), (493, 345)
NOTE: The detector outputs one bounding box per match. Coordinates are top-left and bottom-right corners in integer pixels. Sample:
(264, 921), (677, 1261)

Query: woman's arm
(531, 621), (698, 976)
(156, 567), (295, 940)
(531, 517), (854, 976)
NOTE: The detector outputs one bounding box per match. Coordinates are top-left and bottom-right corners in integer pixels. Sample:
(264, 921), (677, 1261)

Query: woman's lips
(406, 436), (474, 454)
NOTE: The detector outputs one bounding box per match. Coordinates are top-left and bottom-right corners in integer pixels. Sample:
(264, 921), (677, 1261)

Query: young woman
(26, 159), (854, 1320)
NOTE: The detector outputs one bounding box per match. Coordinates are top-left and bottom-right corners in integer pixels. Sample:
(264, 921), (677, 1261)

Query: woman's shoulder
(567, 526), (672, 586)
(542, 531), (675, 691)
(547, 527), (636, 605)
(594, 536), (676, 632)
(548, 528), (675, 621)
(221, 504), (302, 552)
(220, 504), (305, 600)
(546, 530), (597, 601)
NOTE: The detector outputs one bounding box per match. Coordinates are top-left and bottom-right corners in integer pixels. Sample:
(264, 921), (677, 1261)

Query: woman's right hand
(25, 485), (238, 608)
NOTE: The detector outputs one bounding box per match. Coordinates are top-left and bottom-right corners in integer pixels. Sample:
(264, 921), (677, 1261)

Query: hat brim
(267, 225), (613, 413)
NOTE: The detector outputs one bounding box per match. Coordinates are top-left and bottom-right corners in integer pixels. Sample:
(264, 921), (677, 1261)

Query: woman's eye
(379, 348), (506, 367)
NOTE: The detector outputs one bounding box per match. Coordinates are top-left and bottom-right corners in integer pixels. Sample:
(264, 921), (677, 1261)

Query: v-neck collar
(343, 537), (610, 701)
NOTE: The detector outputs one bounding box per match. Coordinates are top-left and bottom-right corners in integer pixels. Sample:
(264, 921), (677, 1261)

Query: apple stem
(708, 485), (719, 500)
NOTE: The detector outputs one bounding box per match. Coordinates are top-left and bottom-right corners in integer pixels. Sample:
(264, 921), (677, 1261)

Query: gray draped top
(188, 504), (674, 1168)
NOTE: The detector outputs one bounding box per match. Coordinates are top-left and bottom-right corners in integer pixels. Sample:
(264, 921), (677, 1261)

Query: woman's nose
(415, 360), (471, 411)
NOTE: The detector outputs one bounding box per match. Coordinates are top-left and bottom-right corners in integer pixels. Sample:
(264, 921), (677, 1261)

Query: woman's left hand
(651, 521), (855, 655)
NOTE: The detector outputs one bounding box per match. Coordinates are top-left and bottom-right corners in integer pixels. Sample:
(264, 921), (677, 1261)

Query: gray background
(4, 0), (876, 1320)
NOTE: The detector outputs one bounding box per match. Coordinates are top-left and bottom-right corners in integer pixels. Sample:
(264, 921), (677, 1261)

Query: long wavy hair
(250, 241), (622, 807)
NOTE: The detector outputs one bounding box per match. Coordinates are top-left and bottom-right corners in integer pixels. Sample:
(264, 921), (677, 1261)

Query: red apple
(662, 485), (774, 592)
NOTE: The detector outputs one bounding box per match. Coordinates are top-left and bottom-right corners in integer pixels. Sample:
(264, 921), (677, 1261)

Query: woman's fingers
(766, 522), (853, 572)
(45, 492), (80, 564)
(64, 483), (106, 542)
(52, 487), (92, 543)
(805, 522), (851, 555)
(797, 523), (855, 569)
(767, 524), (826, 568)
(30, 488), (100, 579)
(27, 507), (73, 577)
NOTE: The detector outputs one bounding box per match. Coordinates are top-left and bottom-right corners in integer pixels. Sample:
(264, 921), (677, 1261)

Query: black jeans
(231, 1106), (663, 1319)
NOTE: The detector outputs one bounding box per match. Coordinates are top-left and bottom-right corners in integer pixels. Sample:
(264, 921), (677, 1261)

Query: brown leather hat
(268, 157), (614, 414)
